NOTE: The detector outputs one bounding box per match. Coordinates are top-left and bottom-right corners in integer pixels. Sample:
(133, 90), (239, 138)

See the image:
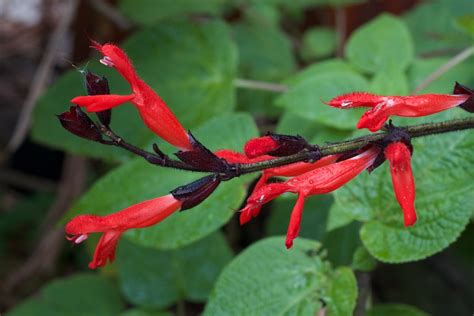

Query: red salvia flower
(238, 147), (380, 248)
(66, 194), (181, 269)
(243, 133), (313, 158)
(384, 142), (417, 226)
(244, 136), (279, 158)
(325, 93), (470, 132)
(71, 43), (193, 151)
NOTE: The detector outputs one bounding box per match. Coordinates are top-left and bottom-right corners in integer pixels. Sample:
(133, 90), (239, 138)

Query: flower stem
(234, 117), (474, 175)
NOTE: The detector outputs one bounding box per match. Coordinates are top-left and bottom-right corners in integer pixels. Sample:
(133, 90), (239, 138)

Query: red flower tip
(65, 194), (181, 269)
(324, 92), (384, 108)
(239, 182), (290, 225)
(355, 94), (470, 132)
(384, 142), (417, 227)
(244, 136), (279, 158)
(285, 194), (305, 249)
(71, 94), (135, 112)
(92, 42), (139, 85)
(356, 109), (388, 132)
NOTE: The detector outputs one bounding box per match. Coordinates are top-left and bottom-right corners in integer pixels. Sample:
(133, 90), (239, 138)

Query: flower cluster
(59, 42), (473, 268)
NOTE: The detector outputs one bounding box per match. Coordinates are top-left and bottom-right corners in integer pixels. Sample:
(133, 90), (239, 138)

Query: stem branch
(234, 117), (474, 175)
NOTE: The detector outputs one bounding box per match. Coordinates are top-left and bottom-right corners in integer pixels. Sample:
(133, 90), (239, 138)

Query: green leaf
(118, 0), (227, 25)
(7, 274), (124, 316)
(301, 27), (337, 61)
(366, 304), (429, 316)
(64, 113), (258, 249)
(118, 232), (233, 308)
(265, 195), (333, 241)
(204, 237), (357, 315)
(233, 21), (295, 117)
(404, 0), (474, 54)
(408, 57), (474, 94)
(351, 245), (377, 272)
(32, 19), (237, 162)
(276, 60), (369, 130)
(331, 117), (474, 262)
(369, 69), (409, 95)
(326, 267), (358, 316)
(346, 14), (414, 74)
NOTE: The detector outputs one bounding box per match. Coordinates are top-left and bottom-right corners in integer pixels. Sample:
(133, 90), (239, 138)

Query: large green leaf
(7, 274), (124, 316)
(300, 27), (337, 61)
(119, 0), (227, 25)
(32, 19), (237, 162)
(276, 59), (369, 130)
(330, 113), (474, 262)
(64, 113), (258, 249)
(346, 14), (414, 74)
(117, 232), (233, 308)
(203, 237), (357, 316)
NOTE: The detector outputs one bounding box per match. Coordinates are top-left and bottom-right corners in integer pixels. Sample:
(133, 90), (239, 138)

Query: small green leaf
(346, 14), (414, 73)
(118, 0), (227, 25)
(118, 232), (233, 308)
(32, 20), (237, 162)
(300, 27), (337, 61)
(64, 113), (258, 249)
(276, 60), (368, 130)
(367, 304), (429, 316)
(331, 115), (474, 262)
(204, 237), (357, 315)
(7, 274), (124, 316)
(351, 245), (377, 272)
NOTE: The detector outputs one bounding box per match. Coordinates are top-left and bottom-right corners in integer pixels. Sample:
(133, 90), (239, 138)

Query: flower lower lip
(100, 56), (114, 67)
(67, 234), (88, 244)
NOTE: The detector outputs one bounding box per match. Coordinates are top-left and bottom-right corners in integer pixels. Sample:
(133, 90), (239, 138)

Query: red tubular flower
(325, 93), (470, 132)
(239, 147), (379, 248)
(216, 149), (341, 221)
(71, 43), (192, 151)
(66, 194), (181, 269)
(384, 142), (417, 226)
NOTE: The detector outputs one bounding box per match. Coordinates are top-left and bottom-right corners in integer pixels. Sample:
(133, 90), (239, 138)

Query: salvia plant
(58, 43), (473, 269)
(9, 2), (474, 315)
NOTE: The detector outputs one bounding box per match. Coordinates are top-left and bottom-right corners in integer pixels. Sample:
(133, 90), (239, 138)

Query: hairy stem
(234, 117), (474, 175)
(98, 124), (200, 172)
